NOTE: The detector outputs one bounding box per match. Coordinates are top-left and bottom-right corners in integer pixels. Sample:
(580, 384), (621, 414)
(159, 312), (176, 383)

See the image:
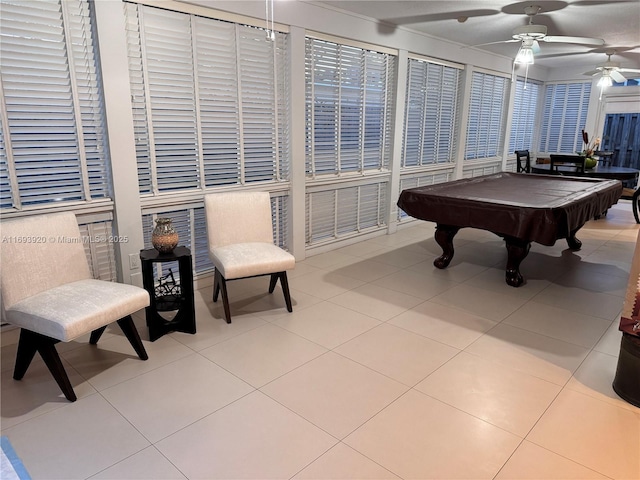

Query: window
(125, 2), (290, 194)
(509, 77), (541, 153)
(304, 36), (395, 248)
(538, 82), (591, 154)
(402, 57), (462, 167)
(0, 0), (109, 210)
(305, 37), (395, 177)
(465, 71), (509, 160)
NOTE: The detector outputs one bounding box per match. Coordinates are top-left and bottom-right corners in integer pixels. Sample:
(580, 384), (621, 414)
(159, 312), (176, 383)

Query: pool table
(397, 172), (623, 287)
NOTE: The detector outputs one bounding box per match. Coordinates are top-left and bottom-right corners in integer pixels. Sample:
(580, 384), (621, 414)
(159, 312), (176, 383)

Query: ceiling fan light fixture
(597, 73), (613, 88)
(515, 45), (535, 64)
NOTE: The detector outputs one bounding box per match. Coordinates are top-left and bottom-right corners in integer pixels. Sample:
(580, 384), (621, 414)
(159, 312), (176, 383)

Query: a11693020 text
(2, 235), (129, 244)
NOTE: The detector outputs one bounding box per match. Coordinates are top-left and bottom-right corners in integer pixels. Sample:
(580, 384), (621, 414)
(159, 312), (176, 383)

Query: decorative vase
(584, 157), (597, 169)
(152, 217), (179, 253)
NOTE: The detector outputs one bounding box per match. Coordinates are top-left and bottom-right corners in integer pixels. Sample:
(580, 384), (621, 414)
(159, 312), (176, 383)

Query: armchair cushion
(5, 279), (149, 342)
(210, 242), (295, 280)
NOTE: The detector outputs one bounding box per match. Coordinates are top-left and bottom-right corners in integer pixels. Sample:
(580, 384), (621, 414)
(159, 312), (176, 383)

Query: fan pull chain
(265, 0), (275, 41)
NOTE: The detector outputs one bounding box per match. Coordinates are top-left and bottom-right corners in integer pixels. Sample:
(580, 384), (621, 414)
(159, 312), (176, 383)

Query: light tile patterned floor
(1, 200), (639, 479)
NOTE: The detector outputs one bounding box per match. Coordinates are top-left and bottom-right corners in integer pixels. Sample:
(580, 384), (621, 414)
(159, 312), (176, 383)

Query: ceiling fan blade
(610, 70), (628, 82)
(619, 68), (640, 73)
(385, 9), (500, 25)
(536, 51), (592, 60)
(542, 35), (605, 46)
(464, 39), (520, 48)
(583, 69), (600, 76)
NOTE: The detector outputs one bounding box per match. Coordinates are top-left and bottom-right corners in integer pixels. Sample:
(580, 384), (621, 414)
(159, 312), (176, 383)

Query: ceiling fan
(476, 5), (605, 62)
(583, 51), (640, 84)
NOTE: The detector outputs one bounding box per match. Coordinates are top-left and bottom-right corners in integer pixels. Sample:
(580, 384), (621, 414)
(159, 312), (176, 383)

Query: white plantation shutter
(465, 71), (509, 160)
(271, 194), (290, 249)
(305, 38), (395, 176)
(80, 221), (117, 281)
(148, 10), (198, 192)
(128, 7), (198, 193)
(305, 40), (340, 175)
(125, 2), (290, 194)
(0, 127), (10, 208)
(402, 57), (462, 167)
(363, 51), (391, 171)
(539, 82), (590, 154)
(125, 3), (153, 195)
(306, 182), (387, 246)
(194, 19), (241, 187)
(0, 0), (109, 209)
(509, 77), (541, 153)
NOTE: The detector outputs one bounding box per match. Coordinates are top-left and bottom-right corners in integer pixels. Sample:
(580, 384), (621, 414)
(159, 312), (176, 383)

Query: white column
(387, 49), (408, 233)
(454, 66), (473, 179)
(502, 75), (518, 170)
(288, 26), (307, 260)
(93, 0), (145, 287)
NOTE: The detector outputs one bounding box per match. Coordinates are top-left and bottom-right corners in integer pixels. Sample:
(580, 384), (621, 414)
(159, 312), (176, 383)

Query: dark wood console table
(140, 246), (196, 341)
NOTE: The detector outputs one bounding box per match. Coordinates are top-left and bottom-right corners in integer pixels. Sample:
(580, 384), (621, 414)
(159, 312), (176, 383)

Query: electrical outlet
(129, 253), (140, 270)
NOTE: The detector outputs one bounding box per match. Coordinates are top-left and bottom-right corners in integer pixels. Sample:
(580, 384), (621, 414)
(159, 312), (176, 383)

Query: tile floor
(1, 200), (639, 480)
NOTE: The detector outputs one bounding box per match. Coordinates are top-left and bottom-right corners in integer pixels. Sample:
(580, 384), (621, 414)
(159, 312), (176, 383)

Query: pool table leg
(566, 229), (582, 250)
(433, 225), (460, 269)
(504, 237), (531, 287)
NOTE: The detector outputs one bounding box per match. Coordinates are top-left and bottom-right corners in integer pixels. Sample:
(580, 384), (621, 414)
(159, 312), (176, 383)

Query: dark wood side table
(140, 246), (196, 341)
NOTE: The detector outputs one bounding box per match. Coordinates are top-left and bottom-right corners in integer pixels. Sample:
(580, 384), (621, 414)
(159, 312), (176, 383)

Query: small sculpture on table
(579, 130), (600, 169)
(154, 268), (182, 312)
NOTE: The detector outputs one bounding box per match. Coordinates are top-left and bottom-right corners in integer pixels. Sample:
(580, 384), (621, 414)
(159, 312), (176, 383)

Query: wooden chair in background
(549, 154), (586, 175)
(515, 150), (531, 173)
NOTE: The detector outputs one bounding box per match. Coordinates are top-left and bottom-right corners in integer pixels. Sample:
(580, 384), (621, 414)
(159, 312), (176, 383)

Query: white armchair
(0, 212), (150, 401)
(204, 191), (295, 323)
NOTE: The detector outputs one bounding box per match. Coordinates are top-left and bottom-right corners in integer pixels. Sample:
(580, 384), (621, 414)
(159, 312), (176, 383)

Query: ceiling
(310, 0), (640, 71)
